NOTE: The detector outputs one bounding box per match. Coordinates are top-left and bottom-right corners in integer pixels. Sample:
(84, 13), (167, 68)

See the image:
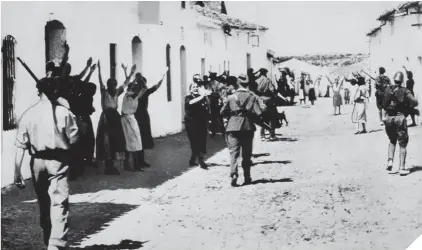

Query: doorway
(180, 46), (187, 126)
(45, 20), (66, 64)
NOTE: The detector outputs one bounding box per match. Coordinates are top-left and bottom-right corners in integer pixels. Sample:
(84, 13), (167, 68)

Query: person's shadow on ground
(70, 240), (148, 249)
(244, 178), (293, 186)
(410, 165), (422, 174)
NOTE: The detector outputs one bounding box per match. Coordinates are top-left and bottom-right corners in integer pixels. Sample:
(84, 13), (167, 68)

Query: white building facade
(1, 1), (271, 187)
(367, 1), (422, 101)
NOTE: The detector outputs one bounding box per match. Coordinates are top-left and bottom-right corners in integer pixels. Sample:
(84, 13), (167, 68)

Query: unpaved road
(2, 97), (421, 250)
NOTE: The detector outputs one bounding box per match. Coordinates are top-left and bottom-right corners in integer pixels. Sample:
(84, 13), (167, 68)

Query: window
(110, 43), (117, 79)
(2, 35), (17, 131)
(246, 53), (251, 71)
(166, 44), (172, 102)
(181, 1), (186, 9)
(131, 36), (142, 73)
(201, 58), (206, 77)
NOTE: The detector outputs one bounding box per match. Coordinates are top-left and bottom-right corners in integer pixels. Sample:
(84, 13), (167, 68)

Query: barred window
(2, 35), (17, 131)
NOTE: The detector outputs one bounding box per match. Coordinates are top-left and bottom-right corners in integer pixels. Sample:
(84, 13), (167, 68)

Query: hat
(259, 68), (268, 75)
(238, 74), (249, 85)
(209, 71), (217, 76)
(393, 71), (404, 83)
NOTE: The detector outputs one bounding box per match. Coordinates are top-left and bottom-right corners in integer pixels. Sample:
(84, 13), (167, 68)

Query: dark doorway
(166, 44), (172, 102)
(45, 20), (66, 64)
(110, 43), (117, 79)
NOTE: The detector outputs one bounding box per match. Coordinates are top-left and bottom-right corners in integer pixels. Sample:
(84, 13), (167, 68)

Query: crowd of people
(11, 38), (419, 249)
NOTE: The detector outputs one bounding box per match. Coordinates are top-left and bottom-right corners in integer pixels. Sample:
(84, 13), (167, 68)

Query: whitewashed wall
(1, 1), (270, 187)
(369, 9), (422, 104)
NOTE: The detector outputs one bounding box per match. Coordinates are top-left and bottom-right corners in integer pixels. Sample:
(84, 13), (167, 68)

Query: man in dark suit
(221, 74), (264, 187)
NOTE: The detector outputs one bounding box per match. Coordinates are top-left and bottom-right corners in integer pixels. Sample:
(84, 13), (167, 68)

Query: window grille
(2, 35), (17, 131)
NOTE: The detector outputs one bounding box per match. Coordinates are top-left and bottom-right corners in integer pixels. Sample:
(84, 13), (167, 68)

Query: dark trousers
(226, 131), (254, 178)
(186, 118), (208, 162)
(260, 105), (277, 138)
(30, 155), (69, 248)
(384, 114), (409, 147)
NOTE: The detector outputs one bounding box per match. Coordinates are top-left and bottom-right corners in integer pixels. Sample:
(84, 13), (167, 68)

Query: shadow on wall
(1, 201), (139, 250)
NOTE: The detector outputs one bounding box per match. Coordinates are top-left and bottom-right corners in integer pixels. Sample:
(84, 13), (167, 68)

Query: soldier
(209, 71), (223, 137)
(221, 74), (264, 187)
(255, 68), (278, 141)
(383, 71), (418, 176)
(14, 78), (79, 249)
(375, 67), (392, 125)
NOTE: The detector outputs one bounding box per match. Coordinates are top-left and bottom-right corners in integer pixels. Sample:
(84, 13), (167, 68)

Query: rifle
(17, 57), (39, 83)
(360, 70), (376, 81)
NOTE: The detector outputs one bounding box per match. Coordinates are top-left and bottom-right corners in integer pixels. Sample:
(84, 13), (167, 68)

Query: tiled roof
(194, 5), (268, 31)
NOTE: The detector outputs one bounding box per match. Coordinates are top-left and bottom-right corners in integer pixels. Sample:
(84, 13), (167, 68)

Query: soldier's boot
(386, 143), (396, 171)
(198, 155), (208, 169)
(399, 146), (410, 176)
(230, 172), (238, 187)
(243, 167), (252, 185)
(189, 155), (197, 166)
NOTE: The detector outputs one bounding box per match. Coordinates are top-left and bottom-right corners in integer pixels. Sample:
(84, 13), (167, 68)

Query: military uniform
(255, 74), (278, 139)
(15, 97), (79, 249)
(383, 72), (418, 175)
(375, 74), (391, 109)
(221, 86), (263, 186)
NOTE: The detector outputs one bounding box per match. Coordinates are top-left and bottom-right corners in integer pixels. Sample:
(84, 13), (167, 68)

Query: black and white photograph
(1, 1), (422, 249)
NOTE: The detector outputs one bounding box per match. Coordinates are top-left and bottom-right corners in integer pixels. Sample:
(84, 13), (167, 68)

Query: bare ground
(2, 97), (422, 250)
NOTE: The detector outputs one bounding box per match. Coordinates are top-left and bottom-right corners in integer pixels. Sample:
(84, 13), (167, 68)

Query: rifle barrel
(17, 57), (39, 83)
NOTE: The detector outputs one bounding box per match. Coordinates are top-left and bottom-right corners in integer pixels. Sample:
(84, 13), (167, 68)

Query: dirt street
(2, 97), (421, 250)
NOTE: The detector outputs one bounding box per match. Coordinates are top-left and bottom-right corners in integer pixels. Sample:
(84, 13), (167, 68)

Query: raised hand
(87, 57), (93, 67)
(90, 64), (97, 72)
(130, 64), (137, 74)
(121, 63), (128, 71)
(97, 60), (101, 69)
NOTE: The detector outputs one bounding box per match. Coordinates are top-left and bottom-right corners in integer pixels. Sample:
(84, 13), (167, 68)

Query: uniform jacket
(220, 88), (264, 132)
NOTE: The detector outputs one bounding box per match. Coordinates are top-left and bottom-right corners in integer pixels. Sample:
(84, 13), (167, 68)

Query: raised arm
(121, 63), (128, 79)
(83, 63), (97, 82)
(60, 41), (70, 77)
(75, 57), (93, 80)
(97, 60), (106, 91)
(325, 75), (334, 85)
(117, 64), (136, 96)
(134, 88), (148, 100)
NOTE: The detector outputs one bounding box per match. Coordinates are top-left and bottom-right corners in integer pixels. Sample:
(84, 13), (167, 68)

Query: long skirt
(74, 115), (95, 160)
(352, 102), (367, 123)
(333, 91), (343, 107)
(121, 114), (143, 152)
(308, 88), (316, 101)
(96, 108), (126, 162)
(135, 109), (154, 149)
(185, 118), (208, 157)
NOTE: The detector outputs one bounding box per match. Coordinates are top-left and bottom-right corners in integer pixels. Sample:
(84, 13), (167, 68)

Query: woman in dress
(185, 81), (211, 169)
(307, 74), (316, 105)
(351, 77), (369, 134)
(326, 75), (345, 115)
(133, 71), (165, 167)
(96, 61), (136, 175)
(121, 82), (148, 171)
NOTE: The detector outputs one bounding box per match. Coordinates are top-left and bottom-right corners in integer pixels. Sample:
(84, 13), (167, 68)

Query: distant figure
(375, 67), (392, 126)
(326, 75), (345, 115)
(352, 77), (369, 134)
(403, 66), (417, 127)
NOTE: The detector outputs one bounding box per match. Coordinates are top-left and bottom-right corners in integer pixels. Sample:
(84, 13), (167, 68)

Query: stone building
(1, 1), (270, 186)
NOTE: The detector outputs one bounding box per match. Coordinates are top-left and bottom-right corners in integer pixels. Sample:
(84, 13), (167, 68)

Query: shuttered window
(2, 35), (17, 131)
